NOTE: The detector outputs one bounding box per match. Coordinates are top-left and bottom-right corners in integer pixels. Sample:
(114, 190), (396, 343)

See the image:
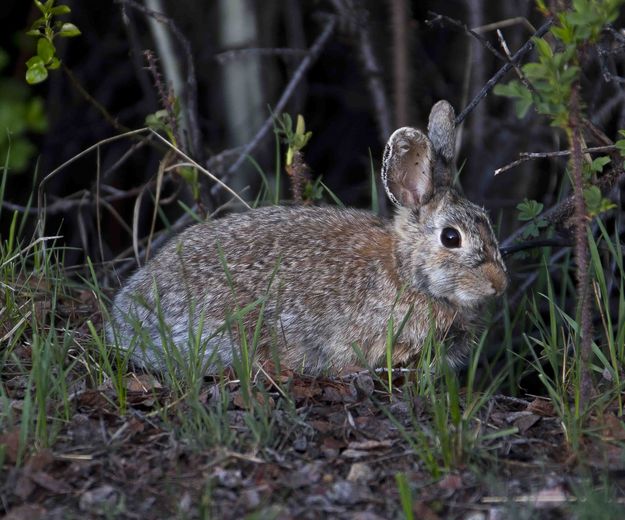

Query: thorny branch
(115, 0), (202, 161)
(569, 88), (595, 404)
(144, 50), (180, 147)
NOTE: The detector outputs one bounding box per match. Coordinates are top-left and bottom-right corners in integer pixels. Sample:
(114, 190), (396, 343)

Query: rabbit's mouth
(425, 262), (507, 308)
(429, 279), (505, 310)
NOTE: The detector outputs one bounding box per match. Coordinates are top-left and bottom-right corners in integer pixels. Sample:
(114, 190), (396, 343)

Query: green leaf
(551, 24), (574, 44)
(37, 38), (55, 63)
(47, 57), (61, 70)
(534, 37), (553, 59)
(30, 17), (45, 31)
(590, 156), (610, 173)
(493, 81), (524, 97)
(494, 81), (534, 118)
(26, 55), (44, 68)
(25, 63), (49, 84)
(26, 29), (42, 37)
(25, 98), (48, 133)
(615, 138), (625, 156)
(523, 62), (548, 81)
(0, 49), (8, 72)
(517, 198), (544, 221)
(50, 5), (71, 15)
(34, 0), (46, 14)
(584, 186), (601, 211)
(521, 223), (540, 239)
(145, 110), (169, 132)
(514, 96), (533, 118)
(295, 114), (306, 136)
(58, 23), (81, 37)
(583, 186), (616, 217)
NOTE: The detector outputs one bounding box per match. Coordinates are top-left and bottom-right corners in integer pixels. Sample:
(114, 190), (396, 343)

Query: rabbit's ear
(381, 127), (434, 208)
(427, 100), (456, 188)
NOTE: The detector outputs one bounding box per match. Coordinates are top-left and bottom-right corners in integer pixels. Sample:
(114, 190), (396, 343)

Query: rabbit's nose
(484, 263), (508, 295)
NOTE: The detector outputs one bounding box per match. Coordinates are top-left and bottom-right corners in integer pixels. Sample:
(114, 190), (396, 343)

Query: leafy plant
(274, 113), (321, 203)
(495, 0), (622, 217)
(25, 0), (81, 85)
(496, 0), (623, 125)
(275, 113), (313, 167)
(0, 50), (47, 173)
(516, 198), (548, 238)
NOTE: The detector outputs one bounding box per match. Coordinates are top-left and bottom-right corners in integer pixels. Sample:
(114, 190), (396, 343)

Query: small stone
(464, 513), (486, 520)
(293, 435), (308, 452)
(213, 468), (242, 488)
(347, 462), (375, 482)
(241, 488), (261, 510)
(79, 485), (118, 512)
(353, 373), (374, 398)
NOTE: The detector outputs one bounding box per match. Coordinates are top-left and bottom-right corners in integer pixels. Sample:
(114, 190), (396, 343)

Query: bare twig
(494, 145), (618, 175)
(37, 128), (150, 241)
(496, 29), (540, 98)
(391, 0), (409, 127)
(454, 18), (554, 125)
(215, 48), (309, 64)
(499, 238), (572, 257)
(426, 11), (507, 62)
(149, 130), (251, 209)
(330, 0), (392, 215)
(213, 15), (337, 195)
(62, 64), (131, 134)
(473, 17), (536, 34)
(355, 10), (393, 142)
(597, 27), (625, 84)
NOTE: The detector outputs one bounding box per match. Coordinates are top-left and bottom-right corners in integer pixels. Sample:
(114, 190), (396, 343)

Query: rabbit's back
(110, 206), (435, 373)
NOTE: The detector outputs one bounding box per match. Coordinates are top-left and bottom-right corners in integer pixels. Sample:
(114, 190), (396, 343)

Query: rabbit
(107, 100), (508, 375)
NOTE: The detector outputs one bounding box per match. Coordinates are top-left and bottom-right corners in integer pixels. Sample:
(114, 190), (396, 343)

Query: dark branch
(212, 15), (337, 195)
(500, 238), (572, 257)
(454, 18), (554, 125)
(426, 12), (507, 62)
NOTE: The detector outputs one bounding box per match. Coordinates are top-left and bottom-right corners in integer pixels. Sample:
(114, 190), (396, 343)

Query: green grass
(4, 198), (624, 467)
(2, 144), (625, 517)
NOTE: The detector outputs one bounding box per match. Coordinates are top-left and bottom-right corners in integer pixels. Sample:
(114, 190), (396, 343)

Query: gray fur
(107, 100), (508, 374)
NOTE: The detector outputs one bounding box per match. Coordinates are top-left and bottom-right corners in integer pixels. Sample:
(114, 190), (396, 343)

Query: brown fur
(107, 101), (508, 374)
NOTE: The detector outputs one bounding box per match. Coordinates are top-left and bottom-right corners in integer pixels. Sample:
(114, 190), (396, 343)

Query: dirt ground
(2, 355), (625, 520)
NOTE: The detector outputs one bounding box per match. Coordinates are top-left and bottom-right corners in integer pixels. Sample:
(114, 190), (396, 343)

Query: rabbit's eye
(441, 227), (461, 248)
